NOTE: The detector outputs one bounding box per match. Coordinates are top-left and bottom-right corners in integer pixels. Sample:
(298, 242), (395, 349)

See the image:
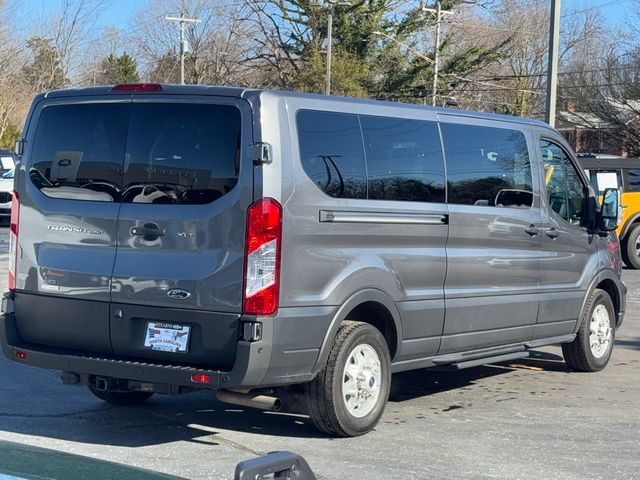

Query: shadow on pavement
(388, 349), (569, 403)
(0, 385), (324, 446)
(0, 348), (584, 446)
(615, 337), (640, 351)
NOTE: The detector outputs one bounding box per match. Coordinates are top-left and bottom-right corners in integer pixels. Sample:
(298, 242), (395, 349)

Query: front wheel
(562, 288), (615, 372)
(306, 321), (391, 437)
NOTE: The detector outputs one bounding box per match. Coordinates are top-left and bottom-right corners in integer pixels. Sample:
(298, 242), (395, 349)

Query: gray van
(0, 84), (626, 437)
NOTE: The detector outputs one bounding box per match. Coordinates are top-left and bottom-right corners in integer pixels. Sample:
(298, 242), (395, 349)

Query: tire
(562, 288), (615, 372)
(623, 225), (640, 269)
(88, 386), (153, 406)
(306, 321), (391, 437)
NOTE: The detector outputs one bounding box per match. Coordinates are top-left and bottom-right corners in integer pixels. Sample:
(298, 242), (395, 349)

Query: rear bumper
(1, 310), (263, 389)
(0, 294), (336, 390)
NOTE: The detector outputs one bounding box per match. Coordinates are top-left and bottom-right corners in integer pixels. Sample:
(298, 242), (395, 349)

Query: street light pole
(423, 2), (453, 107)
(312, 0), (351, 95)
(165, 12), (201, 85)
(545, 0), (561, 127)
(326, 5), (333, 95)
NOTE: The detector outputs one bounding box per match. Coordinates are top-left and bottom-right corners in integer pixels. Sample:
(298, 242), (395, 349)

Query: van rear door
(15, 99), (129, 353)
(109, 97), (253, 368)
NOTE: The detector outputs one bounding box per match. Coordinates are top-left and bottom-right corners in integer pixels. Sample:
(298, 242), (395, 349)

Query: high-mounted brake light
(243, 198), (282, 316)
(111, 84), (162, 92)
(8, 191), (19, 291)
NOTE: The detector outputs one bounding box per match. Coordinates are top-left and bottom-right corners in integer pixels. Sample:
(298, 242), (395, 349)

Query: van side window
(30, 104), (129, 202)
(624, 169), (640, 192)
(297, 111), (367, 199)
(441, 124), (533, 208)
(361, 116), (445, 203)
(541, 140), (586, 227)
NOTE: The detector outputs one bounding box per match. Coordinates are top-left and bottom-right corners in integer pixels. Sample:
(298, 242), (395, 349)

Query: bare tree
(0, 2), (31, 146)
(48, 0), (110, 79)
(444, 0), (602, 117)
(133, 0), (258, 85)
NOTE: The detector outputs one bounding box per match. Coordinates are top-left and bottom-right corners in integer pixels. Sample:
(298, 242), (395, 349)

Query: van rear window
(29, 103), (241, 204)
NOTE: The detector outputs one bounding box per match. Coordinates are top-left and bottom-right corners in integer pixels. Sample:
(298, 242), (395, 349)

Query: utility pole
(545, 0), (561, 127)
(165, 11), (201, 85)
(311, 0), (351, 95)
(423, 2), (453, 107)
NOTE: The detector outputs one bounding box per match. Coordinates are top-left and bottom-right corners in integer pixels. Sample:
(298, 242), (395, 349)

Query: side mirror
(599, 187), (619, 232)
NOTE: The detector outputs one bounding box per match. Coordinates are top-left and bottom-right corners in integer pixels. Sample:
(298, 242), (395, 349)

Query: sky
(563, 0), (630, 24)
(11, 0), (634, 32)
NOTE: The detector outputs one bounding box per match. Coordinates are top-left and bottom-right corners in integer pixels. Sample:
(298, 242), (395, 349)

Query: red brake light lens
(243, 198), (282, 316)
(8, 191), (19, 291)
(111, 84), (162, 92)
(191, 373), (212, 384)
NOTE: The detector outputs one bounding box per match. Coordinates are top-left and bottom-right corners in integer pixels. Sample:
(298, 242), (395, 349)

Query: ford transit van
(1, 84), (626, 437)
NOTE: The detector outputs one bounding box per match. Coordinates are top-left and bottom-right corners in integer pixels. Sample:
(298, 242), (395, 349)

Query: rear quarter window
(297, 110), (367, 199)
(297, 110), (445, 203)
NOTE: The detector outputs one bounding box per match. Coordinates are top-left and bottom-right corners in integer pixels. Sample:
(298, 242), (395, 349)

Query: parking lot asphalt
(0, 226), (638, 480)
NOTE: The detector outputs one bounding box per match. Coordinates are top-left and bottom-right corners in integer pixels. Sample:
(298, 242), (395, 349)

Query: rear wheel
(562, 288), (615, 372)
(622, 225), (640, 269)
(306, 321), (391, 437)
(88, 386), (153, 405)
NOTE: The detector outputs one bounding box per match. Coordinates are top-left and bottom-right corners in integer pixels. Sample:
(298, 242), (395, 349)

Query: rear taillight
(243, 198), (282, 316)
(8, 191), (19, 291)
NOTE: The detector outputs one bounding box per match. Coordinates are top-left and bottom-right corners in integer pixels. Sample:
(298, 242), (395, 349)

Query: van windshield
(29, 102), (241, 204)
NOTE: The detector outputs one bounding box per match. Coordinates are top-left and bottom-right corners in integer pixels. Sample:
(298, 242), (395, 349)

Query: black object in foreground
(235, 451), (317, 480)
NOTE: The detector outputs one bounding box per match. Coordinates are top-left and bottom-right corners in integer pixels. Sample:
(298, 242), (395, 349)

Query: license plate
(144, 322), (191, 353)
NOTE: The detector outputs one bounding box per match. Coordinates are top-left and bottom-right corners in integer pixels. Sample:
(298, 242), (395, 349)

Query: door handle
(524, 225), (540, 236)
(544, 227), (559, 239)
(130, 224), (165, 238)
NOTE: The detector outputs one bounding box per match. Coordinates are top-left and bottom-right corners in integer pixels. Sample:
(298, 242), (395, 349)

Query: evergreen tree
(96, 52), (140, 85)
(22, 37), (68, 92)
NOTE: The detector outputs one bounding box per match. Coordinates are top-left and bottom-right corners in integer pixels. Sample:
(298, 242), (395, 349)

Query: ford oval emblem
(167, 289), (191, 300)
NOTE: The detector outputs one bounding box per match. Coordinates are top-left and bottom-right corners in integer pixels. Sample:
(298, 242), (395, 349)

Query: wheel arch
(313, 289), (402, 372)
(577, 270), (625, 331)
(619, 213), (640, 240)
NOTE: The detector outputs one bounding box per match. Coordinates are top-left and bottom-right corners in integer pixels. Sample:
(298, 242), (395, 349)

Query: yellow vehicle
(579, 155), (640, 268)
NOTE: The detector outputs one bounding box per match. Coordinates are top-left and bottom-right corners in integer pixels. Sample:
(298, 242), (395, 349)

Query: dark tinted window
(541, 140), (586, 226)
(30, 104), (128, 202)
(624, 169), (640, 192)
(297, 111), (367, 199)
(441, 124), (533, 208)
(122, 104), (240, 205)
(30, 103), (241, 205)
(361, 116), (445, 203)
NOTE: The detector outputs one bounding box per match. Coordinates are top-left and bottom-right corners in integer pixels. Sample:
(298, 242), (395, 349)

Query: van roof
(41, 84), (552, 130)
